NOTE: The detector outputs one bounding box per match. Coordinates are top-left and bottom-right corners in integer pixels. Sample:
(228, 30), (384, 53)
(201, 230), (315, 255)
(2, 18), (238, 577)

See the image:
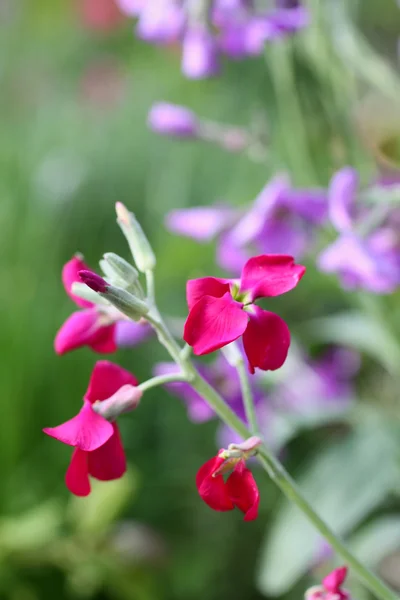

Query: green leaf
(67, 469), (138, 535)
(350, 517), (400, 567)
(256, 425), (399, 596)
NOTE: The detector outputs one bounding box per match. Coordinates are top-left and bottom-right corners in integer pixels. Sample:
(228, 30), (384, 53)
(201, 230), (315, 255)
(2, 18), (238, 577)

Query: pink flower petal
(184, 293), (248, 355)
(226, 461), (260, 521)
(186, 277), (231, 310)
(196, 455), (234, 511)
(240, 254), (306, 300)
(323, 567), (348, 593)
(54, 309), (117, 355)
(85, 360), (138, 403)
(243, 306), (290, 373)
(43, 400), (114, 451)
(88, 424), (126, 481)
(65, 448), (91, 496)
(62, 255), (93, 309)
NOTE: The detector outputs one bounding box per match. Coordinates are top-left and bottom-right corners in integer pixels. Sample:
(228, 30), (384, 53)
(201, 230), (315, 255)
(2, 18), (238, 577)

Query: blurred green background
(1, 1), (400, 599)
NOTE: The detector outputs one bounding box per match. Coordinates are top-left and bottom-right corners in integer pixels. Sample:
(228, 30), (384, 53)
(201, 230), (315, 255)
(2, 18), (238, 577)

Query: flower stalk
(141, 294), (397, 600)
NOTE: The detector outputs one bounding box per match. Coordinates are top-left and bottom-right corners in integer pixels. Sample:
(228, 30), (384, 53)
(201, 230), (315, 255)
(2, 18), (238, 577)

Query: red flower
(183, 254), (305, 373)
(55, 255), (117, 355)
(43, 361), (139, 496)
(196, 453), (260, 521)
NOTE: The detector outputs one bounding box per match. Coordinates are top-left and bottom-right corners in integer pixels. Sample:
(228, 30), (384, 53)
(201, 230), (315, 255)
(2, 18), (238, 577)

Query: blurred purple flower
(271, 346), (360, 416)
(136, 0), (185, 44)
(182, 27), (220, 79)
(318, 167), (400, 293)
(120, 0), (309, 77)
(115, 320), (153, 347)
(166, 174), (328, 274)
(147, 103), (199, 138)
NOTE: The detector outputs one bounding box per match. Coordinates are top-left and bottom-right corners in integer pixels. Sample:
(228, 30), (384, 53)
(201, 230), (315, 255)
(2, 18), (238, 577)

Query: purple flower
(147, 103), (199, 138)
(136, 0), (185, 44)
(165, 174), (328, 275)
(318, 167), (400, 293)
(270, 346), (360, 416)
(182, 27), (220, 79)
(115, 320), (153, 347)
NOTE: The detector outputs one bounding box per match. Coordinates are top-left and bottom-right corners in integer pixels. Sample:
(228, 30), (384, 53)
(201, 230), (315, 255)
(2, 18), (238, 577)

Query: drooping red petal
(240, 255), (306, 301)
(186, 277), (231, 310)
(65, 448), (91, 496)
(54, 309), (117, 355)
(196, 455), (234, 512)
(88, 424), (126, 481)
(242, 306), (290, 373)
(226, 460), (260, 521)
(85, 360), (138, 403)
(183, 293), (248, 355)
(43, 400), (113, 451)
(323, 567), (348, 593)
(62, 255), (93, 309)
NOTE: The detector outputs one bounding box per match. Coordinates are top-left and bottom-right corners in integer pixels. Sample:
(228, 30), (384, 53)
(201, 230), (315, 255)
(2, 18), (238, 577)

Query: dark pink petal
(240, 255), (306, 301)
(65, 448), (91, 496)
(196, 455), (234, 511)
(89, 323), (117, 353)
(62, 255), (93, 309)
(79, 270), (108, 293)
(54, 309), (117, 355)
(43, 399), (113, 451)
(226, 460), (260, 521)
(243, 306), (290, 373)
(187, 277), (231, 310)
(183, 293), (248, 355)
(88, 424), (126, 481)
(323, 567), (348, 593)
(85, 360), (138, 404)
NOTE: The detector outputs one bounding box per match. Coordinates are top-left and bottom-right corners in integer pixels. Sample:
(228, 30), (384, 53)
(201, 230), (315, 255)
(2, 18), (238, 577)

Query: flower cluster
(117, 0), (309, 78)
(166, 167), (400, 293)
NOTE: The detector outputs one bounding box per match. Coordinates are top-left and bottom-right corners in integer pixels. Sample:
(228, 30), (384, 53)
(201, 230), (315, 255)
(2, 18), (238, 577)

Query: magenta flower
(183, 254), (305, 373)
(55, 255), (117, 355)
(305, 566), (350, 600)
(196, 453), (260, 521)
(43, 361), (139, 496)
(55, 256), (152, 354)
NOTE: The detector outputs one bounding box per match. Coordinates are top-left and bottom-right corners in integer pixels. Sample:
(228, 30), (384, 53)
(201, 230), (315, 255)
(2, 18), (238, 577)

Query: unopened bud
(79, 270), (149, 321)
(103, 253), (139, 284)
(116, 203), (156, 272)
(228, 436), (262, 454)
(92, 385), (142, 421)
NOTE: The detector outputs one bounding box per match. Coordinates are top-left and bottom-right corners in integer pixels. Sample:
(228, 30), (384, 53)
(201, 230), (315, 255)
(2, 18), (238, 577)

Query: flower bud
(115, 203), (156, 272)
(148, 103), (199, 138)
(79, 270), (149, 321)
(103, 253), (139, 284)
(71, 281), (109, 305)
(182, 27), (220, 79)
(92, 384), (142, 420)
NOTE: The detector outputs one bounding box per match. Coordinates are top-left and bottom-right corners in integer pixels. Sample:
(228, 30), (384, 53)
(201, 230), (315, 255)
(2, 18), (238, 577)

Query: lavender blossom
(147, 103), (200, 138)
(318, 167), (400, 293)
(166, 174), (328, 274)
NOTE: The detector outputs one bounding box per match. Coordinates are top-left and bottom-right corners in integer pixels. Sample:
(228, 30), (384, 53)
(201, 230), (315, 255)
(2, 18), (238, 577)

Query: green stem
(138, 373), (187, 393)
(236, 358), (259, 434)
(144, 297), (397, 600)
